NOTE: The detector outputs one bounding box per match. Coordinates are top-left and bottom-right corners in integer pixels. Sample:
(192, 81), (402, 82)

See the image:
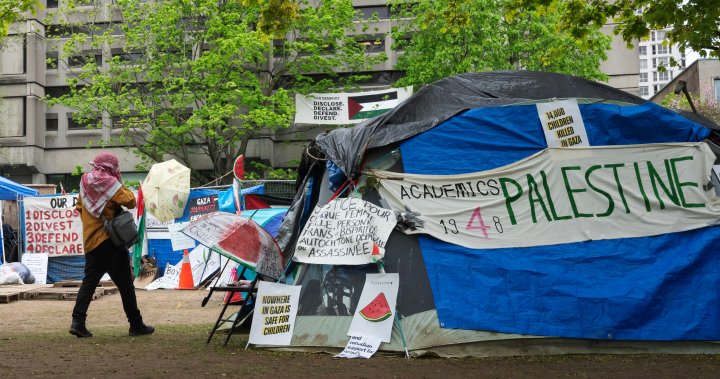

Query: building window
(639, 86), (649, 96)
(652, 58), (657, 68)
(639, 73), (648, 83)
(68, 51), (102, 68)
(639, 59), (647, 70)
(0, 35), (25, 75)
(68, 113), (102, 130)
(47, 174), (81, 194)
(110, 48), (145, 64)
(46, 113), (58, 131)
(356, 35), (385, 53)
(658, 71), (669, 81)
(46, 52), (59, 69)
(656, 30), (666, 41)
(653, 72), (657, 81)
(656, 44), (668, 54)
(639, 46), (647, 56)
(654, 84), (660, 93)
(355, 6), (390, 20)
(0, 98), (25, 137)
(47, 0), (59, 8)
(651, 31), (656, 41)
(715, 78), (720, 100)
(657, 57), (669, 68)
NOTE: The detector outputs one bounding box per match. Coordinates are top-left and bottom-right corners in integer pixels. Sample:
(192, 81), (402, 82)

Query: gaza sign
(373, 143), (720, 249)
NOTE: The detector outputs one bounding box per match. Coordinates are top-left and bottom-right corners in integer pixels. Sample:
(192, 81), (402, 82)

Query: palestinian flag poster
(294, 86), (413, 125)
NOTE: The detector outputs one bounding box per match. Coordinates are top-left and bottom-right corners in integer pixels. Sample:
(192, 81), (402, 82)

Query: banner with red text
(373, 142), (720, 249)
(23, 195), (84, 256)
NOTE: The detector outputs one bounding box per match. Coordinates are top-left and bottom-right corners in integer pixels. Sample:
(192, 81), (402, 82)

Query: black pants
(71, 239), (142, 326)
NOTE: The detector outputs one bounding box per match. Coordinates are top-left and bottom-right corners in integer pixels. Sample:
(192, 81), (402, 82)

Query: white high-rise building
(637, 28), (694, 99)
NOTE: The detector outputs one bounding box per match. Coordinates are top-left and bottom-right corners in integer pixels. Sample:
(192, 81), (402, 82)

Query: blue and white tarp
(396, 102), (720, 340)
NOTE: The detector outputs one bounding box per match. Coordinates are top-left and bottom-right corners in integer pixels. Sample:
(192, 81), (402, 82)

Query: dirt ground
(2, 289), (720, 378)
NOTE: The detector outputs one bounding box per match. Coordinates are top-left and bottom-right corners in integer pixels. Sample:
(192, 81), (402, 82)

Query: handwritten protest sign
(374, 142), (720, 249)
(248, 281), (301, 346)
(348, 273), (399, 343)
(23, 195), (84, 256)
(293, 198), (397, 265)
(536, 99), (589, 148)
(335, 335), (383, 359)
(167, 222), (196, 251)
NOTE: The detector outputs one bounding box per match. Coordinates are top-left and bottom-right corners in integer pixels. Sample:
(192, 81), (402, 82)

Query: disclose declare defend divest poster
(23, 195), (84, 256)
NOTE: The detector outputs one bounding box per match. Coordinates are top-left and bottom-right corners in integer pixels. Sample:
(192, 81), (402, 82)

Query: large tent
(274, 71), (720, 356)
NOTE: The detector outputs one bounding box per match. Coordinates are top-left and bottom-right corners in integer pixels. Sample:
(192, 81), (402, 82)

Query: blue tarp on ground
(401, 102), (720, 340)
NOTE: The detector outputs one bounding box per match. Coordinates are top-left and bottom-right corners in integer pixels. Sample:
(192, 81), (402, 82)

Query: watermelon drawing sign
(347, 273), (399, 343)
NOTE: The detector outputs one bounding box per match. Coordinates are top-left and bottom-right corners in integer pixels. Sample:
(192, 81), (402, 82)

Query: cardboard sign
(348, 273), (399, 343)
(294, 87), (413, 125)
(335, 335), (383, 359)
(23, 195), (84, 256)
(21, 252), (48, 284)
(537, 99), (589, 148)
(248, 281), (301, 346)
(374, 142), (720, 249)
(293, 198), (396, 265)
(167, 222), (196, 251)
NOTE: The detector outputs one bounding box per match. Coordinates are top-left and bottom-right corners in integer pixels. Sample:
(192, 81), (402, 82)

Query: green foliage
(523, 0), (720, 59)
(246, 160), (298, 180)
(661, 87), (720, 126)
(390, 0), (610, 88)
(71, 165), (84, 176)
(0, 0), (38, 39)
(44, 0), (384, 185)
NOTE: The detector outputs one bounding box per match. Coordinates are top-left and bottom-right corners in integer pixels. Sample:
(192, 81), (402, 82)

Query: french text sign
(293, 198), (397, 265)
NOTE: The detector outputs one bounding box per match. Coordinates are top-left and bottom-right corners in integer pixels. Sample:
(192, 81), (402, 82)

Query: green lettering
(561, 166), (593, 218)
(670, 156), (704, 208)
(634, 162), (651, 212)
(540, 171), (571, 221)
(585, 165), (614, 217)
(526, 174), (551, 223)
(604, 163), (630, 213)
(647, 159), (679, 209)
(499, 177), (523, 225)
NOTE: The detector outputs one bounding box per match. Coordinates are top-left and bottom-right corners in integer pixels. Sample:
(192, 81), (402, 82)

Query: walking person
(69, 152), (154, 338)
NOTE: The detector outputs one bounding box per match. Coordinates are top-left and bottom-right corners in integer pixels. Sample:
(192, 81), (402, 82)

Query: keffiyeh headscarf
(79, 152), (123, 218)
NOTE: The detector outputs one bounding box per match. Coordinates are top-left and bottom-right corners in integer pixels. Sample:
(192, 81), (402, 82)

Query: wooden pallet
(0, 284), (53, 303)
(26, 286), (104, 301)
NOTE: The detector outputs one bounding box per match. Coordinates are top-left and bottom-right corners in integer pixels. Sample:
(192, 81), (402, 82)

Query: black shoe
(129, 324), (155, 336)
(69, 322), (93, 338)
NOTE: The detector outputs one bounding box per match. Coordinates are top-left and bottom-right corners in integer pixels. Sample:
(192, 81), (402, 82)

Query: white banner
(536, 99), (589, 148)
(23, 195), (84, 256)
(248, 281), (301, 346)
(373, 143), (720, 249)
(294, 86), (413, 125)
(293, 198), (397, 265)
(348, 273), (399, 343)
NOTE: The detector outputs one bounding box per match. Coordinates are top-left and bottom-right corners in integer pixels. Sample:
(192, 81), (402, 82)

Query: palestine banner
(373, 142), (720, 249)
(294, 87), (413, 125)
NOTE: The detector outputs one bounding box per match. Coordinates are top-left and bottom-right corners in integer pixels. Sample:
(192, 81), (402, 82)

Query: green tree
(523, 0), (720, 59)
(45, 0), (384, 184)
(390, 0), (610, 87)
(0, 0), (37, 39)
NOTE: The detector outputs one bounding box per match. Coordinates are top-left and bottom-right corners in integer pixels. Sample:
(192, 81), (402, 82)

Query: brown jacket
(76, 186), (136, 253)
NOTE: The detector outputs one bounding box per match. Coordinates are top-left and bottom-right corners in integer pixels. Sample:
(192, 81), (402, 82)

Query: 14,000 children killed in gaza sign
(372, 143), (720, 249)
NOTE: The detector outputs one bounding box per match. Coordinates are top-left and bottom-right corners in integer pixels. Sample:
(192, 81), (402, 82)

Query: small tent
(0, 176), (38, 263)
(274, 71), (720, 357)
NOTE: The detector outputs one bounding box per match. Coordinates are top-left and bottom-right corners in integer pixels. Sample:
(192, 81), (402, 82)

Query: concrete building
(637, 28), (692, 99)
(650, 58), (720, 104)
